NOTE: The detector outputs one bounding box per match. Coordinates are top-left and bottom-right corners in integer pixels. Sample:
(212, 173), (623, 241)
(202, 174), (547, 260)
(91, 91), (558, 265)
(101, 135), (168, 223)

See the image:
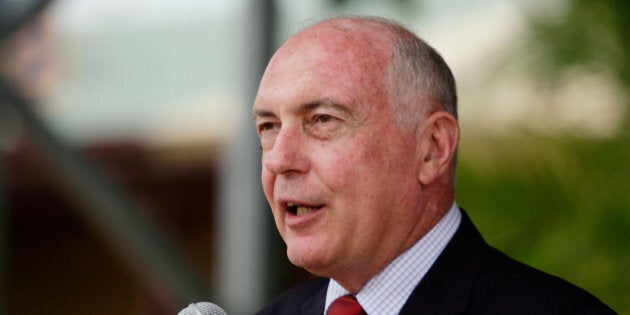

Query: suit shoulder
(256, 278), (328, 315)
(471, 246), (616, 314)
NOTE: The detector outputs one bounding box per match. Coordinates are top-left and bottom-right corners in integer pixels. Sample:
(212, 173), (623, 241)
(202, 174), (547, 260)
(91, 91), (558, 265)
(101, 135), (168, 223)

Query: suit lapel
(399, 210), (486, 314)
(299, 278), (328, 315)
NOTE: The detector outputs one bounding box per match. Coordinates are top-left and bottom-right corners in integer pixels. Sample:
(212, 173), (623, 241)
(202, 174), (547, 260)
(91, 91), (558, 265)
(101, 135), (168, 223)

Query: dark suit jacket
(256, 210), (615, 314)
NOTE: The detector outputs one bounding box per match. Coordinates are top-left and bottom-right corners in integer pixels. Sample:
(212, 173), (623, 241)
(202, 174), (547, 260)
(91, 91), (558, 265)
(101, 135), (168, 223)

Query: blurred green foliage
(457, 0), (629, 312)
(530, 0), (629, 83)
(457, 133), (629, 312)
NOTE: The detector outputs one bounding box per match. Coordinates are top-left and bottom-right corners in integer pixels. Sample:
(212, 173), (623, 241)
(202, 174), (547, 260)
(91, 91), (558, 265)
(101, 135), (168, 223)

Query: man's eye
(315, 114), (334, 123)
(258, 122), (276, 132)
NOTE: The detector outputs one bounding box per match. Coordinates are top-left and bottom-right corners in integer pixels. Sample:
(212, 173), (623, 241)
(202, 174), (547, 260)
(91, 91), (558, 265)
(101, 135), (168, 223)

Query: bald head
(263, 18), (395, 113)
(273, 16), (458, 129)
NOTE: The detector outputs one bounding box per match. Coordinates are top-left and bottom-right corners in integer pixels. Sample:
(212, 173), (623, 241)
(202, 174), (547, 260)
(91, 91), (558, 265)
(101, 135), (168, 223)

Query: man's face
(253, 24), (424, 284)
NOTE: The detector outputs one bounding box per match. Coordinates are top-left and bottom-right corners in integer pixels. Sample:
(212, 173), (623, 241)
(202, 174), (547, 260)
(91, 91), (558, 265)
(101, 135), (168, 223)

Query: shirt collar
(324, 202), (461, 314)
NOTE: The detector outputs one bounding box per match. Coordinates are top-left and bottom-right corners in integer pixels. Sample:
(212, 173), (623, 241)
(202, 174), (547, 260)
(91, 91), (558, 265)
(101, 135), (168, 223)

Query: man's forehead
(263, 21), (393, 86)
(253, 19), (394, 115)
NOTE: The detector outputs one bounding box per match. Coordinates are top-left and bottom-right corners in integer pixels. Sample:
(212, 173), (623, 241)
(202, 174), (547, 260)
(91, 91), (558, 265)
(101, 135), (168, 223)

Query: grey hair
(356, 16), (459, 164)
(384, 22), (458, 128)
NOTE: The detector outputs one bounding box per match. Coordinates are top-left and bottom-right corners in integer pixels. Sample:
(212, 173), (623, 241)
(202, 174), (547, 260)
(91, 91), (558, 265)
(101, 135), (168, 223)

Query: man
(252, 16), (614, 314)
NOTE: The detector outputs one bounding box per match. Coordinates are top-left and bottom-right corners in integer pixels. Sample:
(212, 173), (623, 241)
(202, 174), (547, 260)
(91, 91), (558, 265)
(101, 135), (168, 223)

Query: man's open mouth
(286, 203), (324, 216)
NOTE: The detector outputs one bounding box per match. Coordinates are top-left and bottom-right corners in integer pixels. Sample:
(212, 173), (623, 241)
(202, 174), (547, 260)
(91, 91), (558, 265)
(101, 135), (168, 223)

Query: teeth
(286, 203), (318, 216)
(296, 206), (316, 216)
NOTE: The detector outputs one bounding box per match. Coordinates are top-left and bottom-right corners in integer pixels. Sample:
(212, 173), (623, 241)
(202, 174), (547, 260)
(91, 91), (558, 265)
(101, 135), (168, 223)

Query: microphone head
(178, 302), (227, 315)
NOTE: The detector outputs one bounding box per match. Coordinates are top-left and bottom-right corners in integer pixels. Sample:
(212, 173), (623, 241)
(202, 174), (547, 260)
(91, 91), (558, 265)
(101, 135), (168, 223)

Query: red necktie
(327, 295), (367, 315)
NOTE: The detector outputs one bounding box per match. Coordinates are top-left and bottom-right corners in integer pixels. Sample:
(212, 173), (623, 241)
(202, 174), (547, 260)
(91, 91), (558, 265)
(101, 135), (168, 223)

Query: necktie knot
(327, 295), (366, 315)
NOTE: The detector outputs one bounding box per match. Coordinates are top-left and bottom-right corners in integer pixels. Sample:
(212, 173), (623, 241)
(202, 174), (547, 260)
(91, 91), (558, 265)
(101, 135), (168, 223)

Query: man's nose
(262, 126), (309, 175)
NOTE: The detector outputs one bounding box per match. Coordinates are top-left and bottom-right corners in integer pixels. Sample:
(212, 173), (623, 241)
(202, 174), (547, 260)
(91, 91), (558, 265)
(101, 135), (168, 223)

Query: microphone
(178, 302), (227, 315)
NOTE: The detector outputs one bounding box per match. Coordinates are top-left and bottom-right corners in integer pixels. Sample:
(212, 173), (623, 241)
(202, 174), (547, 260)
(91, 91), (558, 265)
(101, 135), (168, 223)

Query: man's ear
(417, 111), (459, 185)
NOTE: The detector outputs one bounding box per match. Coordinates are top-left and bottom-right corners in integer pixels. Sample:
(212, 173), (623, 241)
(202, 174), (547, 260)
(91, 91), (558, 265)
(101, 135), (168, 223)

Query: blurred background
(0, 0), (627, 314)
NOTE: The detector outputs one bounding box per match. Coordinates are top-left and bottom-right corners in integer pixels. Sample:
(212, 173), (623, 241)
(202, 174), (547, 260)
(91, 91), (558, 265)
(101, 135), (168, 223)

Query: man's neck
(325, 203), (462, 314)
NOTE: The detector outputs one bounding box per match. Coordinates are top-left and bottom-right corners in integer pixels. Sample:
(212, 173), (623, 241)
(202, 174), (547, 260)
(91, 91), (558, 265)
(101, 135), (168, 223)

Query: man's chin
(287, 247), (332, 276)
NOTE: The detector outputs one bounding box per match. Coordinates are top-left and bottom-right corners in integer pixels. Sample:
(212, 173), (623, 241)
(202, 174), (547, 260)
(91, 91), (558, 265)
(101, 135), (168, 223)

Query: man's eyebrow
(252, 108), (276, 120)
(252, 98), (350, 120)
(297, 98), (350, 114)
